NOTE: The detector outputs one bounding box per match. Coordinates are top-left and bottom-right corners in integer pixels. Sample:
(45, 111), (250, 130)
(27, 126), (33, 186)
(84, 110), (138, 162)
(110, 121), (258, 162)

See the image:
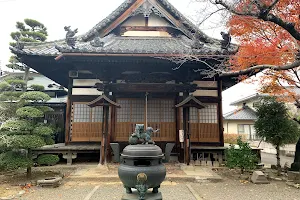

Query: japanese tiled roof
(80, 0), (217, 43)
(10, 0), (235, 57)
(224, 105), (257, 121)
(12, 34), (225, 56)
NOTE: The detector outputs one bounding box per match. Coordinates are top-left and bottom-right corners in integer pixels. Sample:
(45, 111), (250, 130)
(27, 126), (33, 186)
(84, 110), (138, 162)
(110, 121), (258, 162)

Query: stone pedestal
(251, 171), (269, 184)
(122, 191), (162, 200)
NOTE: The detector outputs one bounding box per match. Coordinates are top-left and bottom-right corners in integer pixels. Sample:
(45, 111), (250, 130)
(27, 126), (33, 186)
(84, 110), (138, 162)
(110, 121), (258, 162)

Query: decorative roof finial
(14, 35), (24, 50)
(64, 26), (78, 49)
(220, 31), (231, 50)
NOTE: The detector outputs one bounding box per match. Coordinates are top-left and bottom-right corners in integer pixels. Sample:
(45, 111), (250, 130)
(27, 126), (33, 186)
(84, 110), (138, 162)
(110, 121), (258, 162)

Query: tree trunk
(291, 118), (300, 171)
(291, 137), (300, 171)
(23, 66), (30, 91)
(27, 149), (32, 179)
(241, 167), (244, 174)
(276, 145), (281, 176)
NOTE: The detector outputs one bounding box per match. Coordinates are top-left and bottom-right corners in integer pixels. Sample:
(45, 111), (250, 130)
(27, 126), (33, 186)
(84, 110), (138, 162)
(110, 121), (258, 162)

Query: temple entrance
(114, 98), (176, 142)
(70, 103), (107, 142)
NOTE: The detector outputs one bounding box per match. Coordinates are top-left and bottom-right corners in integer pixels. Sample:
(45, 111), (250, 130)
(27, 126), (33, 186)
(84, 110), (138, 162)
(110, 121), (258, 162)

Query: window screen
(116, 99), (144, 122)
(72, 103), (106, 123)
(188, 103), (218, 124)
(73, 104), (90, 122)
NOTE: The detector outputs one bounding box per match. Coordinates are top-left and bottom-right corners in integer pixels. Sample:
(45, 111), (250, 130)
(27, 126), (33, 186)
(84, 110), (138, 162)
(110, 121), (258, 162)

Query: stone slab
(121, 191), (162, 200)
(287, 171), (300, 181)
(251, 171), (269, 184)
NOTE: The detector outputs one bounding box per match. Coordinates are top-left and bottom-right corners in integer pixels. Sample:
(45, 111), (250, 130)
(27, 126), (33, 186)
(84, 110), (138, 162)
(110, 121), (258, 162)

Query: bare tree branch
(214, 0), (300, 40)
(220, 60), (300, 77)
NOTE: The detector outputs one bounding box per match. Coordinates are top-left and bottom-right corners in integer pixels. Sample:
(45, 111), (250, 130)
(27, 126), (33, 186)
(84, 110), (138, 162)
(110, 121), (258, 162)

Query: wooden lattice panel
(70, 102), (106, 142)
(180, 104), (220, 143)
(114, 98), (176, 142)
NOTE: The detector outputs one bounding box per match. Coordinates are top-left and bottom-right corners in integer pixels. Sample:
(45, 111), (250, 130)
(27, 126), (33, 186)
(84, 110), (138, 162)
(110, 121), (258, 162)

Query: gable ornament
(64, 26), (78, 49)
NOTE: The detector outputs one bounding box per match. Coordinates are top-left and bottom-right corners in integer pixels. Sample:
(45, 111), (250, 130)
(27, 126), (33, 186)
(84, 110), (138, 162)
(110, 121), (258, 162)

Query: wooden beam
(101, 0), (145, 37)
(55, 53), (229, 60)
(218, 79), (224, 146)
(148, 0), (181, 27)
(65, 77), (73, 145)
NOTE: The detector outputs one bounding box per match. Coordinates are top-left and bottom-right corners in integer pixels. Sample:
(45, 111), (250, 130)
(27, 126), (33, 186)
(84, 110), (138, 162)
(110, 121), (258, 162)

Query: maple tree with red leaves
(192, 0), (300, 170)
(226, 0), (300, 103)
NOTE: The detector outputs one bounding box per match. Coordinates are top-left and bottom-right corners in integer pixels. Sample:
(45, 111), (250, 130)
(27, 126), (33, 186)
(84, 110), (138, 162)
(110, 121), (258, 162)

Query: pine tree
(8, 19), (48, 87)
(255, 97), (300, 175)
(0, 80), (55, 178)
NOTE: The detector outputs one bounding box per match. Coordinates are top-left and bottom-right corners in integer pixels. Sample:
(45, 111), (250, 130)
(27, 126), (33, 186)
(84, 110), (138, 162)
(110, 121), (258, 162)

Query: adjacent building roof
(230, 86), (300, 106)
(224, 105), (257, 121)
(0, 71), (66, 91)
(230, 93), (267, 106)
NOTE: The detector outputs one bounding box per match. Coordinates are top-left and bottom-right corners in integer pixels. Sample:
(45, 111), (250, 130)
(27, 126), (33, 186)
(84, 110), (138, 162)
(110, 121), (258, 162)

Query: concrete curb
(186, 184), (203, 200)
(0, 190), (25, 200)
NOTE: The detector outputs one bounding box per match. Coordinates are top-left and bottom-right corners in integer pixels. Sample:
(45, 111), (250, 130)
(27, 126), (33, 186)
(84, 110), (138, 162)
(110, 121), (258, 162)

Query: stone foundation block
(251, 171), (269, 184)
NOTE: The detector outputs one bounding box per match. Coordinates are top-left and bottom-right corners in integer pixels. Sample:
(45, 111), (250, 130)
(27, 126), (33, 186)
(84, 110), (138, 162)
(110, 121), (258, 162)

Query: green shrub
(20, 91), (51, 102)
(30, 84), (45, 91)
(224, 133), (247, 144)
(33, 126), (54, 136)
(6, 79), (26, 90)
(0, 119), (34, 132)
(43, 136), (55, 145)
(0, 91), (23, 101)
(37, 154), (59, 166)
(0, 151), (33, 171)
(36, 106), (54, 113)
(0, 82), (11, 92)
(225, 137), (258, 174)
(8, 135), (45, 149)
(16, 106), (44, 118)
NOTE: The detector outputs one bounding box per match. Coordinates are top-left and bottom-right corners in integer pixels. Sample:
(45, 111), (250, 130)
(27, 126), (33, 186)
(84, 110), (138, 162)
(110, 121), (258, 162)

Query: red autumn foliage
(227, 0), (300, 102)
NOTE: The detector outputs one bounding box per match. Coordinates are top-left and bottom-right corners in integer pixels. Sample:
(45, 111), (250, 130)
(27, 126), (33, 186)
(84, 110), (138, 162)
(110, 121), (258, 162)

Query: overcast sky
(0, 0), (257, 112)
(0, 0), (227, 67)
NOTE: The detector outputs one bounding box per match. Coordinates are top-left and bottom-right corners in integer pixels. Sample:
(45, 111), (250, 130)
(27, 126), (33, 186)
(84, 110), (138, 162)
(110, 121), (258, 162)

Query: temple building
(10, 0), (236, 164)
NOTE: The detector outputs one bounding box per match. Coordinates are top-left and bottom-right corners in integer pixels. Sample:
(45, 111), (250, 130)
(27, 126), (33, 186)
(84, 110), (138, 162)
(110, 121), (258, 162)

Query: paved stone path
(19, 181), (197, 200)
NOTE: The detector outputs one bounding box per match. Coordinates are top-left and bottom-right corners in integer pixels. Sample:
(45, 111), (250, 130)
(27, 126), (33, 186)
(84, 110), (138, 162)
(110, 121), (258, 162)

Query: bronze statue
(129, 124), (159, 145)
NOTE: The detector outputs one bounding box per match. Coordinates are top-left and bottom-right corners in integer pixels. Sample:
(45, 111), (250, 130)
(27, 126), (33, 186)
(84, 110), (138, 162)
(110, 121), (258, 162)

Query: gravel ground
(19, 181), (196, 200)
(17, 178), (300, 200)
(192, 179), (300, 200)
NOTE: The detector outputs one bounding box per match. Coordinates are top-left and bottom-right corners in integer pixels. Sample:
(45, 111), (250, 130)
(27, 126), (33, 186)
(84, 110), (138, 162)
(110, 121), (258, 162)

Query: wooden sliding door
(189, 104), (220, 143)
(147, 99), (176, 142)
(114, 98), (176, 142)
(114, 99), (144, 141)
(71, 103), (108, 142)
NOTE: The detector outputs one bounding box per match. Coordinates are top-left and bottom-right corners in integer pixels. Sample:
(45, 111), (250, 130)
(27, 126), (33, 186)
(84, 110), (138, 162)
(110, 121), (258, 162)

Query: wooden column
(218, 79), (224, 146)
(182, 92), (190, 165)
(183, 106), (190, 165)
(65, 77), (73, 145)
(175, 95), (183, 163)
(100, 104), (109, 165)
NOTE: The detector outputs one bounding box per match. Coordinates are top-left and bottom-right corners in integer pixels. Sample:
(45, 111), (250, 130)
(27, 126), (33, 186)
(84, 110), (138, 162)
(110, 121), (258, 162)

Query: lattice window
(92, 106), (103, 122)
(72, 103), (107, 123)
(187, 104), (218, 124)
(117, 99), (144, 122)
(147, 99), (175, 123)
(132, 99), (144, 122)
(148, 99), (160, 122)
(161, 99), (175, 122)
(189, 107), (198, 123)
(73, 104), (91, 122)
(199, 104), (218, 123)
